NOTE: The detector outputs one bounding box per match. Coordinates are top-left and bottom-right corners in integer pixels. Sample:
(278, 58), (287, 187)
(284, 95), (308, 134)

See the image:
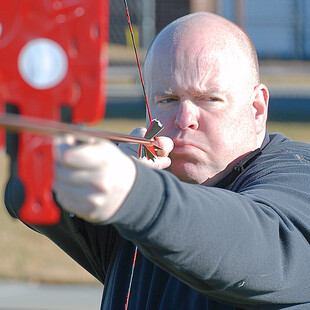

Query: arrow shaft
(0, 113), (158, 147)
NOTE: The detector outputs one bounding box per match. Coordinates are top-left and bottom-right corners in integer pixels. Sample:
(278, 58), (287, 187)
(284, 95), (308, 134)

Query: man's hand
(54, 137), (136, 223)
(119, 127), (174, 170)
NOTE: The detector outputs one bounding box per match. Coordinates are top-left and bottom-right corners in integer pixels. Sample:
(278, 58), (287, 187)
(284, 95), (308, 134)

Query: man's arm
(110, 155), (310, 307)
(54, 136), (310, 307)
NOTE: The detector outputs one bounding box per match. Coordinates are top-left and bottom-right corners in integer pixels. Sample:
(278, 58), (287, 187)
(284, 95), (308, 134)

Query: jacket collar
(215, 132), (270, 189)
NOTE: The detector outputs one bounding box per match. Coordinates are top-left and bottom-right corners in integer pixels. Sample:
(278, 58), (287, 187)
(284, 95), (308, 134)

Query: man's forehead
(149, 67), (227, 96)
(148, 36), (236, 75)
(146, 31), (250, 84)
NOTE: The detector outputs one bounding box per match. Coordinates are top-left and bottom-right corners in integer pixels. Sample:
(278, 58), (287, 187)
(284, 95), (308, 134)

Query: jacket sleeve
(4, 177), (122, 284)
(105, 142), (310, 308)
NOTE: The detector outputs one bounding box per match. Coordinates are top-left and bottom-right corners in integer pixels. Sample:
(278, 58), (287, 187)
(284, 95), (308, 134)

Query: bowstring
(123, 0), (153, 124)
(122, 1), (149, 309)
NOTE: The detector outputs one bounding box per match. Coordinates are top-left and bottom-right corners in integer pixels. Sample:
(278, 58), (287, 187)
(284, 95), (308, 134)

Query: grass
(0, 119), (309, 283)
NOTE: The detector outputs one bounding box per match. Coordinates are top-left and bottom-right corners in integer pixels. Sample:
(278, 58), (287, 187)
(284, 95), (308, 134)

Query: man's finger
(155, 136), (174, 157)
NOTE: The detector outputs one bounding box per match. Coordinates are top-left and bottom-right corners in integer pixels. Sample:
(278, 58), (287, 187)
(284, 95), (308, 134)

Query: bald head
(145, 12), (260, 88)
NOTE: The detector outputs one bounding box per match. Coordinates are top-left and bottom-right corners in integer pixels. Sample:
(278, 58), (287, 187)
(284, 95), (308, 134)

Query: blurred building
(221, 0), (310, 60)
(110, 0), (310, 60)
(156, 0), (310, 60)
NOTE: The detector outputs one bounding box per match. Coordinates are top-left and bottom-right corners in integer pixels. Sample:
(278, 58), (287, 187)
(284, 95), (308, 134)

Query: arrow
(0, 113), (162, 149)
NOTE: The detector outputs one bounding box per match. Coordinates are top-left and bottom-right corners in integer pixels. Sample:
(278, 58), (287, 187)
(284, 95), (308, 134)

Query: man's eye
(158, 98), (177, 104)
(209, 97), (220, 102)
(199, 96), (222, 103)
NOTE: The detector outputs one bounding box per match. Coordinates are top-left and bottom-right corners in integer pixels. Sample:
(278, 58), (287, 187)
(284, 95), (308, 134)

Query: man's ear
(251, 83), (269, 135)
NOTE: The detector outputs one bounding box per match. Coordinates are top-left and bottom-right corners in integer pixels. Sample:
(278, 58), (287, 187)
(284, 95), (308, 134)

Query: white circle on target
(18, 38), (68, 89)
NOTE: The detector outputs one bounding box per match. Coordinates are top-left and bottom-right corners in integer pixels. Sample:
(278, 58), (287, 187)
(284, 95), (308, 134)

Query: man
(5, 12), (310, 309)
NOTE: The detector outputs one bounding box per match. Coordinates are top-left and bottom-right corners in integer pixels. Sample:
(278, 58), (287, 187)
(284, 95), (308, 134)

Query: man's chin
(167, 157), (225, 185)
(167, 161), (203, 184)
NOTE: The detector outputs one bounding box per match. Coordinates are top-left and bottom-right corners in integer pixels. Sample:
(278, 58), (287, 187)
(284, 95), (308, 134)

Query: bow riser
(0, 0), (109, 224)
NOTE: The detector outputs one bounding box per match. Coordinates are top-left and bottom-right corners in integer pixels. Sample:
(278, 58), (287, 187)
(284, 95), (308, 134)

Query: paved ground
(0, 280), (103, 310)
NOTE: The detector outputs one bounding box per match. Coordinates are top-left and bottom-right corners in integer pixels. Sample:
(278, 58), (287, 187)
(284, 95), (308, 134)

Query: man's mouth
(172, 140), (205, 154)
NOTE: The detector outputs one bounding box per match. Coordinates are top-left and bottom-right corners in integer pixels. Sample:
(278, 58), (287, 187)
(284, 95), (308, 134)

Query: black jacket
(5, 133), (310, 309)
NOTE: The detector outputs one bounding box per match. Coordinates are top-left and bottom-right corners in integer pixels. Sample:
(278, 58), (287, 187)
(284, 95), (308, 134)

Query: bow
(0, 0), (161, 225)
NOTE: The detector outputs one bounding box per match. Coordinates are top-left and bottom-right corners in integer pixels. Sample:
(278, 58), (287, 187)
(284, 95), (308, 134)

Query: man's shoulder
(260, 132), (310, 165)
(227, 132), (310, 192)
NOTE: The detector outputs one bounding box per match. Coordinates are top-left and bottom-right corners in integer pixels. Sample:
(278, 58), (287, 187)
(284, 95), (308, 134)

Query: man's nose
(174, 99), (199, 130)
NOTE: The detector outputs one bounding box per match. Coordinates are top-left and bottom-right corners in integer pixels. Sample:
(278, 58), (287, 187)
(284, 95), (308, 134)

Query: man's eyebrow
(155, 88), (175, 97)
(192, 88), (226, 96)
(154, 88), (226, 99)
